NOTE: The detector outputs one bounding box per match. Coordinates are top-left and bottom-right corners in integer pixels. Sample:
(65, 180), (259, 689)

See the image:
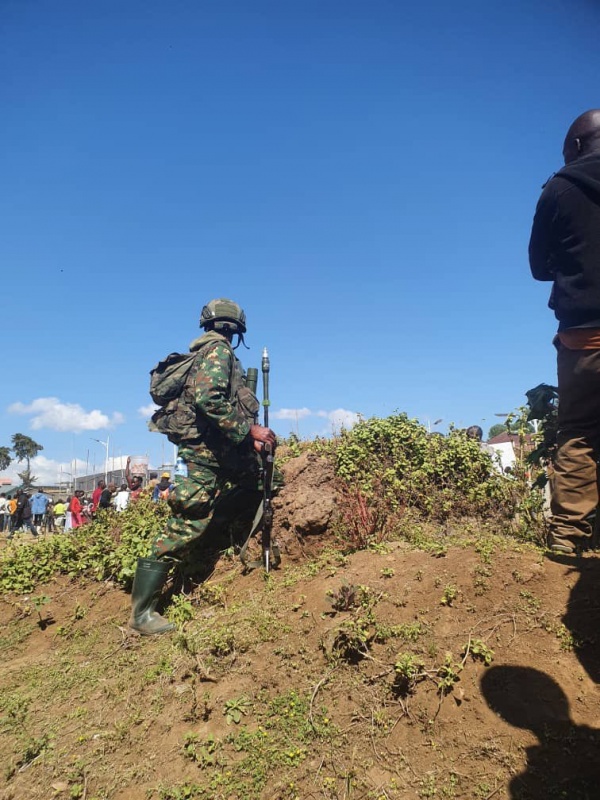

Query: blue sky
(1, 0), (599, 484)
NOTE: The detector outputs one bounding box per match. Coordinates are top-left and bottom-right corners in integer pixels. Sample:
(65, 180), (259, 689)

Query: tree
(17, 469), (38, 491)
(11, 433), (43, 490)
(487, 424), (508, 440)
(0, 446), (11, 472)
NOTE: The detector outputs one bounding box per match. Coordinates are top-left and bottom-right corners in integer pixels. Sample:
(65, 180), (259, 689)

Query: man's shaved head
(563, 109), (600, 164)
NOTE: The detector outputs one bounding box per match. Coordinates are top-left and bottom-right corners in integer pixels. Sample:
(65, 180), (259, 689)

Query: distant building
(486, 432), (535, 473)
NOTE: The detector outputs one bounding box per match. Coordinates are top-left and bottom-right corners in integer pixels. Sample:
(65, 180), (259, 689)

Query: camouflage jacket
(179, 331), (258, 470)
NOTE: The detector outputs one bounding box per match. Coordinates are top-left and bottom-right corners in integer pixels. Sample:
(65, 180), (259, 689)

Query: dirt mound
(275, 451), (338, 536)
(272, 452), (339, 561)
(2, 455), (600, 799)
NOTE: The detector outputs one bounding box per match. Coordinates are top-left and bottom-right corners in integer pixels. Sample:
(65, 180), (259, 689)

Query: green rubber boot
(129, 558), (176, 636)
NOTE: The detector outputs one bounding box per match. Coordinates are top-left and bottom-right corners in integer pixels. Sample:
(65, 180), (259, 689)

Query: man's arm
(529, 183), (559, 281)
(125, 457), (134, 489)
(194, 342), (253, 444)
(195, 341), (277, 450)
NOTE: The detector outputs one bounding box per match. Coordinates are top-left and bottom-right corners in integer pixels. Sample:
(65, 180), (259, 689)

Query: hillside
(1, 432), (599, 800)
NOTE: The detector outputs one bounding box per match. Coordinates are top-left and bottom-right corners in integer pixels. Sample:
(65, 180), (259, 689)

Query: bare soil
(1, 455), (600, 800)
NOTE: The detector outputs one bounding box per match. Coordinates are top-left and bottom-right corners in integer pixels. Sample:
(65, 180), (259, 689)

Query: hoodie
(529, 153), (600, 329)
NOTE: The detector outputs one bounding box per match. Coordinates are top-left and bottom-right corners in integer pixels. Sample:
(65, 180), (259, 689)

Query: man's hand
(249, 424), (276, 453)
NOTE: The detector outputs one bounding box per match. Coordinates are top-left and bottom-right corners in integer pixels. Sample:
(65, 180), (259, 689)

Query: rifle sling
(239, 459), (280, 571)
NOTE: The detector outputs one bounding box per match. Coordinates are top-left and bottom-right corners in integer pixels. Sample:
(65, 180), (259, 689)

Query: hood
(558, 153), (600, 199)
(189, 330), (228, 352)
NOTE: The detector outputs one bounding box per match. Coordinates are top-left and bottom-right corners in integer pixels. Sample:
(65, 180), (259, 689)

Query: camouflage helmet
(199, 298), (247, 334)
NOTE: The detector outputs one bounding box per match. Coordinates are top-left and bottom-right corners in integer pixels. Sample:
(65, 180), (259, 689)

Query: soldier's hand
(250, 424), (276, 452)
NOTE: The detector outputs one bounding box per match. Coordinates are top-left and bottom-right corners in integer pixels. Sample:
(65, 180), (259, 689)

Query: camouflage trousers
(151, 460), (262, 560)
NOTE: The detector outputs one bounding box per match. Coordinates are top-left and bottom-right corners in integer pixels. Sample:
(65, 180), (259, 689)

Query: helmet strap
(233, 332), (249, 350)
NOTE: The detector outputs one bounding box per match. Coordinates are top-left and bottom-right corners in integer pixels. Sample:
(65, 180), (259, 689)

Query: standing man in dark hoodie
(529, 109), (600, 554)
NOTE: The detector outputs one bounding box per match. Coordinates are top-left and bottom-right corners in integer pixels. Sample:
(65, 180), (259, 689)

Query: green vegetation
(0, 408), (566, 799)
(330, 413), (515, 517)
(0, 412), (548, 597)
(487, 423), (508, 439)
(0, 495), (168, 593)
(9, 433), (44, 489)
(315, 413), (546, 550)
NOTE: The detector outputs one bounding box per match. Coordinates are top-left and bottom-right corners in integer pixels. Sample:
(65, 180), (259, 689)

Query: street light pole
(91, 437), (110, 484)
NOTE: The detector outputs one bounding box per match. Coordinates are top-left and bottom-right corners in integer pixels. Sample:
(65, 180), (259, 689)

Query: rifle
(239, 349), (280, 572)
(261, 348), (276, 572)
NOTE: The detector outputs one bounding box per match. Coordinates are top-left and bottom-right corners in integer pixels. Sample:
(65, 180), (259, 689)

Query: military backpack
(148, 332), (258, 445)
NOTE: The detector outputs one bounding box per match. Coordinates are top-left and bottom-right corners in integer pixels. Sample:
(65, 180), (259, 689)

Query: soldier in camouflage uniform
(129, 298), (277, 635)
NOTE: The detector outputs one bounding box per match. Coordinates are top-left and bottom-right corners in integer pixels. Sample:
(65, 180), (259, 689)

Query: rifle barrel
(262, 347), (270, 429)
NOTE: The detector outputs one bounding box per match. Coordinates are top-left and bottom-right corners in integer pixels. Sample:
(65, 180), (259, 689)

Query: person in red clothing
(91, 480), (106, 513)
(69, 490), (86, 528)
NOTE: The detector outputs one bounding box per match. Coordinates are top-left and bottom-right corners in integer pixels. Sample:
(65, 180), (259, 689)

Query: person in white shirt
(113, 484), (130, 513)
(0, 493), (8, 533)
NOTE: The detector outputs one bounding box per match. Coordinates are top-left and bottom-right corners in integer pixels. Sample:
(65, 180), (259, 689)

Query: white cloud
(8, 397), (125, 433)
(0, 453), (132, 487)
(272, 406), (361, 434)
(271, 407), (312, 421)
(1, 455), (87, 486)
(325, 409), (362, 430)
(138, 403), (160, 418)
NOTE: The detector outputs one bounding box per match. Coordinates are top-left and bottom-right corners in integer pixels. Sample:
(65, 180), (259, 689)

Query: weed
(144, 656), (174, 683)
(0, 692), (30, 730)
(31, 593), (53, 629)
(555, 624), (579, 652)
(195, 582), (227, 606)
(209, 625), (236, 656)
(436, 653), (463, 695)
(518, 589), (541, 612)
(20, 732), (51, 766)
(472, 563), (492, 595)
(73, 603), (87, 620)
(393, 653), (426, 695)
(158, 783), (203, 800)
(291, 595), (306, 612)
(418, 773), (438, 798)
(332, 413), (531, 524)
(375, 620), (427, 644)
(440, 584), (458, 606)
(167, 594), (194, 628)
(380, 567), (395, 578)
(224, 696), (252, 724)
(475, 539), (496, 564)
(327, 583), (359, 612)
(464, 639), (494, 666)
(328, 616), (374, 663)
(183, 732), (219, 766)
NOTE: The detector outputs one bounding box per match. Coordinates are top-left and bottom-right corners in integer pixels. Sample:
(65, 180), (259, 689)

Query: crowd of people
(0, 469), (174, 540)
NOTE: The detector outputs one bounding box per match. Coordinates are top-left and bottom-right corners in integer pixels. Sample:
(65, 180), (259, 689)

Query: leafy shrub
(0, 495), (168, 593)
(327, 413), (534, 523)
